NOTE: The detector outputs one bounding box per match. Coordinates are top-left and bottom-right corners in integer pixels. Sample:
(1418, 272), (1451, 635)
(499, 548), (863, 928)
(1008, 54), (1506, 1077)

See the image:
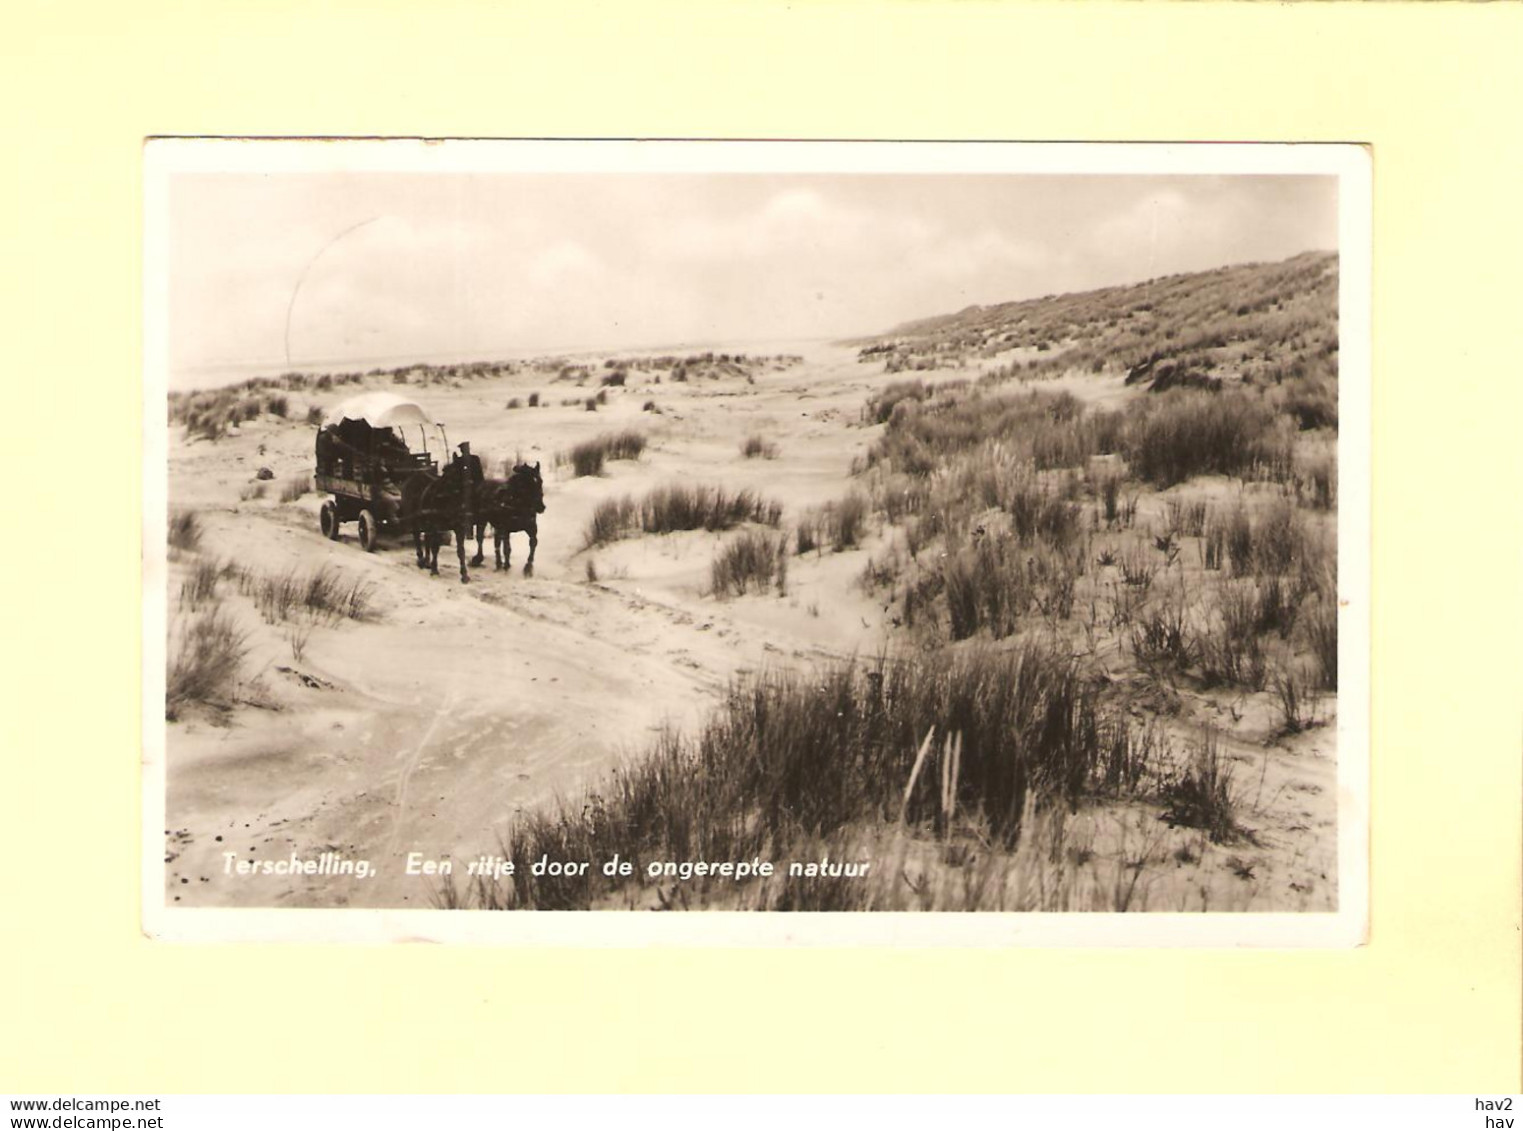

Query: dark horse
(472, 462), (546, 576)
(399, 459), (474, 583)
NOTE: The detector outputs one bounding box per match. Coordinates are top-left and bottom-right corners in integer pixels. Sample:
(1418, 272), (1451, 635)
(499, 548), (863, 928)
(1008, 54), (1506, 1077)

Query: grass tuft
(166, 605), (248, 720)
(741, 435), (779, 460)
(1160, 731), (1243, 843)
(582, 484), (781, 548)
(1121, 391), (1280, 488)
(559, 430), (648, 477)
(279, 476), (311, 504)
(640, 484), (781, 535)
(710, 532), (789, 597)
(178, 558), (222, 610)
(446, 642), (1159, 909)
(168, 509), (202, 553)
(1196, 582), (1268, 690)
(1273, 663), (1319, 734)
(232, 563), (375, 625)
(582, 496), (637, 550)
(1303, 590), (1338, 691)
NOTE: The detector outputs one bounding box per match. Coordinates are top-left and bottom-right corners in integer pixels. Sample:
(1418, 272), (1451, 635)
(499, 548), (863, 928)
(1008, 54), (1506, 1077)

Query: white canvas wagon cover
(323, 392), (431, 430)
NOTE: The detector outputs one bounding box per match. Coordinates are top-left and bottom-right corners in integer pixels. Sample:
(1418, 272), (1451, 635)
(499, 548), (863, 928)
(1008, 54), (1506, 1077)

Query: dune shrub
(1121, 391), (1279, 488)
(1280, 376), (1338, 431)
(863, 379), (929, 424)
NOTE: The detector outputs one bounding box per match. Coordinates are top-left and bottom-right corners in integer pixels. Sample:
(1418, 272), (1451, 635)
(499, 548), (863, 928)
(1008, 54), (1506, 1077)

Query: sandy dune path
(166, 529), (858, 907)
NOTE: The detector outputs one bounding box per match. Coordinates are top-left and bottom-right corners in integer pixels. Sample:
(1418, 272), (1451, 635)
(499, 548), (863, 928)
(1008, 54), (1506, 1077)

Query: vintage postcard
(143, 139), (1369, 945)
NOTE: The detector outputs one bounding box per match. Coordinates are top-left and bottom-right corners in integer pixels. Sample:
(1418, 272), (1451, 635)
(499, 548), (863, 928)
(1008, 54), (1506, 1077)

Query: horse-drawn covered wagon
(314, 391), (546, 583)
(314, 392), (442, 551)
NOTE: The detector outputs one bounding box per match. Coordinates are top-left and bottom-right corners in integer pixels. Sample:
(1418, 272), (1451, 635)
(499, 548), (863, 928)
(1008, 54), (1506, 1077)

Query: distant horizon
(167, 245), (1335, 393)
(169, 331), (839, 390)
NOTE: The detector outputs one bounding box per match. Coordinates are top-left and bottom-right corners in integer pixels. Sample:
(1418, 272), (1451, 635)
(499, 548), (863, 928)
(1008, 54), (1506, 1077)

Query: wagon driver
(454, 441), (485, 511)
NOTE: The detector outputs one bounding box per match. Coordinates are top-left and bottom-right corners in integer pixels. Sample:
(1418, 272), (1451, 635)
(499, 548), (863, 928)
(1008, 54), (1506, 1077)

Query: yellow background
(3, 0), (1518, 1093)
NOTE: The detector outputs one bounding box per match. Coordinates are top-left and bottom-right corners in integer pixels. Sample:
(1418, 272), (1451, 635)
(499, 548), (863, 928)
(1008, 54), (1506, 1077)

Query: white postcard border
(143, 139), (1371, 947)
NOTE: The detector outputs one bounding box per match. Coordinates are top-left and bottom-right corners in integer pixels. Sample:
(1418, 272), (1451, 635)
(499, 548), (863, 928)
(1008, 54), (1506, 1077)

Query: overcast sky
(167, 172), (1336, 387)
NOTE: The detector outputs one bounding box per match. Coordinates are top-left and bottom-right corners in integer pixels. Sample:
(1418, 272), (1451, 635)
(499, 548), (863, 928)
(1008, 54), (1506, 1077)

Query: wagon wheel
(319, 500), (341, 541)
(357, 509), (380, 552)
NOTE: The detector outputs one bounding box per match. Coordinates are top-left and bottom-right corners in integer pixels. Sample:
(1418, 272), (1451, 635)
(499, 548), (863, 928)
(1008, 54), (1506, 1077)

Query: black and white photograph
(143, 141), (1368, 943)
